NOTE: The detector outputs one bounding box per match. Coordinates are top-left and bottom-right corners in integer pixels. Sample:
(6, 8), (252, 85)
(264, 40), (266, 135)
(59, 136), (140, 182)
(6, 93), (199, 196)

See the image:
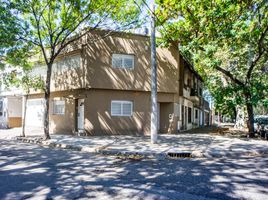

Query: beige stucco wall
(84, 89), (151, 135)
(83, 32), (180, 93)
(159, 103), (177, 134)
(27, 88), (179, 135)
(27, 90), (85, 134)
(32, 31), (181, 95)
(51, 52), (84, 92)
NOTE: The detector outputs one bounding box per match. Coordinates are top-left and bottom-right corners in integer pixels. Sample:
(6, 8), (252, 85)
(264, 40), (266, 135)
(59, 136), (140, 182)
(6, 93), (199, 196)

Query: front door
(77, 99), (84, 130)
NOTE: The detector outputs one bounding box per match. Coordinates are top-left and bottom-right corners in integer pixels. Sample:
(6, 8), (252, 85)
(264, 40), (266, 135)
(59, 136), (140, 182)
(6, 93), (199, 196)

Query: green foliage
(1, 0), (143, 66)
(157, 0), (268, 115)
(2, 69), (44, 94)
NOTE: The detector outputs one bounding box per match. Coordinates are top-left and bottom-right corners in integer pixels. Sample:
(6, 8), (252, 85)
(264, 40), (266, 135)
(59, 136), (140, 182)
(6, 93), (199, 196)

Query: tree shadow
(0, 140), (268, 200)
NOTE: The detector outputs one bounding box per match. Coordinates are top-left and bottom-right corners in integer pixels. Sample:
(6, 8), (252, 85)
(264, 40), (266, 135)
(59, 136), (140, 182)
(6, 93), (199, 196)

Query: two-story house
(177, 57), (208, 131)
(25, 30), (209, 135)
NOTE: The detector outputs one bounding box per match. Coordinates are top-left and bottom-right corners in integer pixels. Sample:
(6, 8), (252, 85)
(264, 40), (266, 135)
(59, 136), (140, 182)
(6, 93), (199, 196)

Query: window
(112, 54), (134, 69)
(187, 79), (191, 87)
(199, 88), (202, 96)
(0, 100), (3, 116)
(188, 107), (192, 123)
(53, 100), (65, 115)
(195, 109), (198, 119)
(111, 101), (133, 116)
(53, 54), (81, 73)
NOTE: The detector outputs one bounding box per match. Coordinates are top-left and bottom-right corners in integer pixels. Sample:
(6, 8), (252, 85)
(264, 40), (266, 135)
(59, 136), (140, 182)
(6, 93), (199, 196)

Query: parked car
(254, 115), (268, 139)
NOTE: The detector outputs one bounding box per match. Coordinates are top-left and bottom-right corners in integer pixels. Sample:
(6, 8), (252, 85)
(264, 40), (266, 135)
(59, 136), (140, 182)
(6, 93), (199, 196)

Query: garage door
(25, 99), (45, 127)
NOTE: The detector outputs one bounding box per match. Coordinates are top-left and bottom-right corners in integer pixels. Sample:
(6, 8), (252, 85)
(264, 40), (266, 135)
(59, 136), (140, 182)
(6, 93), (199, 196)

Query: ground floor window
(195, 109), (198, 119)
(111, 100), (133, 116)
(188, 107), (192, 123)
(53, 100), (65, 115)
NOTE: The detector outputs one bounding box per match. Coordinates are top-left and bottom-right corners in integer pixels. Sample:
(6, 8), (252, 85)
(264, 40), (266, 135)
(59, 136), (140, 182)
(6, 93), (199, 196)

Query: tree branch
(30, 2), (48, 64)
(215, 66), (245, 86)
(16, 36), (39, 46)
(247, 25), (268, 80)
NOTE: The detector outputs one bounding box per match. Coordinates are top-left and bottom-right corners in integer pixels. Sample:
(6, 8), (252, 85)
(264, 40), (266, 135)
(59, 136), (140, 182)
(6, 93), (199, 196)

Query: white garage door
(25, 99), (45, 127)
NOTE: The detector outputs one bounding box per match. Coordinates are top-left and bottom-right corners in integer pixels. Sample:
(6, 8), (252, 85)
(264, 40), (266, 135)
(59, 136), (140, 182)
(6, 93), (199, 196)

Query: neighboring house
(177, 57), (211, 130)
(0, 70), (23, 129)
(25, 30), (210, 135)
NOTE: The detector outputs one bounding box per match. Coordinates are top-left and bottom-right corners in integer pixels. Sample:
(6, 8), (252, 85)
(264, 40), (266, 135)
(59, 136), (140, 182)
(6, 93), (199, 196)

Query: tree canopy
(156, 0), (268, 135)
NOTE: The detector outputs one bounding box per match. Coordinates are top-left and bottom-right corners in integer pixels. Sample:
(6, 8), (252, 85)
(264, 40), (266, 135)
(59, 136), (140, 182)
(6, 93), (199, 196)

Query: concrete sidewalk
(1, 128), (268, 159)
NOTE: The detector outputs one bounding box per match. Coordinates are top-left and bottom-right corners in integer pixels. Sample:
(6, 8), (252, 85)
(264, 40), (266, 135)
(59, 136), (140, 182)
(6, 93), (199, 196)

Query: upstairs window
(112, 54), (134, 69)
(111, 101), (133, 116)
(53, 100), (65, 115)
(199, 88), (203, 96)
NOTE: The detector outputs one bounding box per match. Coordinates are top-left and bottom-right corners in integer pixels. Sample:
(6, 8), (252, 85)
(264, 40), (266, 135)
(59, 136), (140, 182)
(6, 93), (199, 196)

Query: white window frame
(112, 54), (134, 69)
(53, 99), (65, 115)
(111, 100), (133, 116)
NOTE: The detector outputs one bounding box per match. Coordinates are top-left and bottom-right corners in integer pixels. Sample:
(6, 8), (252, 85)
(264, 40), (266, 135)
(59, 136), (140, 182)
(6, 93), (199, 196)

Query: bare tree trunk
(246, 102), (255, 137)
(233, 106), (237, 123)
(43, 62), (52, 140)
(21, 94), (28, 137)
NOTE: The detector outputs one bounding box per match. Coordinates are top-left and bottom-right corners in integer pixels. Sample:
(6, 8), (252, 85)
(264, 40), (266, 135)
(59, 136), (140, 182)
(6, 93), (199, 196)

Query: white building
(0, 68), (23, 128)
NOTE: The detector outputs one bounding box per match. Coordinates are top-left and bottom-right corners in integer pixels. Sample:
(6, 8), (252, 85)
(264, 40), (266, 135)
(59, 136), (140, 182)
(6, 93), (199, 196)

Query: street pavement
(0, 139), (268, 200)
(2, 127), (268, 158)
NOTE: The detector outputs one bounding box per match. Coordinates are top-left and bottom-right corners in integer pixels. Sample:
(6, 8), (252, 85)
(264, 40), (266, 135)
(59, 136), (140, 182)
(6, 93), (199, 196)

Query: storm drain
(167, 152), (192, 158)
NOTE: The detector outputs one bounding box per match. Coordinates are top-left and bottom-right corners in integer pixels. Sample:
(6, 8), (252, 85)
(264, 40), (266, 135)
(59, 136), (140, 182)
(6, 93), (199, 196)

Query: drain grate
(167, 152), (192, 158)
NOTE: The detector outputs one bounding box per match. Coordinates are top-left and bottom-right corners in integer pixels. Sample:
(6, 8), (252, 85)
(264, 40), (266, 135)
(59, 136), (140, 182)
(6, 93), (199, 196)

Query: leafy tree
(1, 0), (142, 139)
(21, 74), (45, 137)
(2, 68), (44, 137)
(0, 1), (30, 69)
(156, 0), (268, 136)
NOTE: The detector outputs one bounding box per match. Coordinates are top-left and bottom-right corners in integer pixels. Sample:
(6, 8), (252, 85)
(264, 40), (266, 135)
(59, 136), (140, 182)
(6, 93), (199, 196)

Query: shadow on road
(0, 140), (268, 200)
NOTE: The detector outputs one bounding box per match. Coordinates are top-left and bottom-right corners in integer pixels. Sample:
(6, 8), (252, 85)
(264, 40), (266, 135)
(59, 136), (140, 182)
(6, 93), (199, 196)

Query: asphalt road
(0, 139), (268, 200)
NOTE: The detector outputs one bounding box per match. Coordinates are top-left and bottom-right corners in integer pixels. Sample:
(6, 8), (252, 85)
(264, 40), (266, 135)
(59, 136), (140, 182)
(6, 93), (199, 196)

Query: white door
(25, 99), (45, 127)
(77, 99), (84, 130)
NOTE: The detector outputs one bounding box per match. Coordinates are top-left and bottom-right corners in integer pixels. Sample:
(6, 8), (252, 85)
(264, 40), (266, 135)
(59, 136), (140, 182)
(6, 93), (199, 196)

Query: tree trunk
(234, 106), (245, 129)
(233, 106), (237, 123)
(246, 102), (255, 137)
(244, 90), (255, 137)
(21, 94), (28, 137)
(43, 62), (52, 140)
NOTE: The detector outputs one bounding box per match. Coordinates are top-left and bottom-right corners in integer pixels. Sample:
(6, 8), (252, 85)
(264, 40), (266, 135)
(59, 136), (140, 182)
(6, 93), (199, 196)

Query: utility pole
(150, 0), (157, 143)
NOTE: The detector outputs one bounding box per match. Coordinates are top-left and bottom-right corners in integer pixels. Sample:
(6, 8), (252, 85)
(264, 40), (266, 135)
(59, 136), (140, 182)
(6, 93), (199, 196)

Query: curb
(13, 136), (268, 159)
